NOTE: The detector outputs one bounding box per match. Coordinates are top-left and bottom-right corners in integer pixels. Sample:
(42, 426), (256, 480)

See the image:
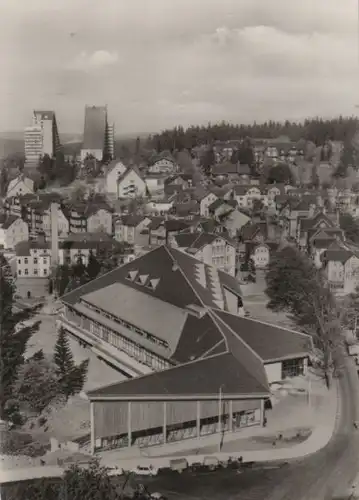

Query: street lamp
(218, 384), (224, 452)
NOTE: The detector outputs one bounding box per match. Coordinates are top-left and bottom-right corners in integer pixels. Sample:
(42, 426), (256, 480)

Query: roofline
(200, 338), (227, 358)
(264, 353), (310, 364)
(85, 350), (228, 399)
(239, 314), (313, 341)
(60, 245), (163, 304)
(87, 392), (270, 402)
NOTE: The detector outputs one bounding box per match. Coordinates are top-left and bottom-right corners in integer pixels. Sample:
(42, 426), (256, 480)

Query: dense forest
(149, 117), (359, 152)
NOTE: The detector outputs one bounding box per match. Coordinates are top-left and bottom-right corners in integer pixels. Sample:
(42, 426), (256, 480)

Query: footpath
(0, 370), (341, 484)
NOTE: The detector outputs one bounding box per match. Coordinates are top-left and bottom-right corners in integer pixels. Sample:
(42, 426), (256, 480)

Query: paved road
(117, 356), (359, 500)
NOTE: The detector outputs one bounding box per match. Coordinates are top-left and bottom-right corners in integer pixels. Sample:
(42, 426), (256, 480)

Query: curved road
(132, 355), (359, 500)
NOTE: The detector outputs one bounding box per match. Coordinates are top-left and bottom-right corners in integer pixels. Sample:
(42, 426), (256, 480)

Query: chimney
(50, 202), (59, 267)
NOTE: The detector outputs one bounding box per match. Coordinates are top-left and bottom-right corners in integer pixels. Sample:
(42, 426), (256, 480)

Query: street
(112, 357), (359, 500)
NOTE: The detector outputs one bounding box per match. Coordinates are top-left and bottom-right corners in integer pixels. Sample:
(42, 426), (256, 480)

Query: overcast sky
(0, 0), (358, 135)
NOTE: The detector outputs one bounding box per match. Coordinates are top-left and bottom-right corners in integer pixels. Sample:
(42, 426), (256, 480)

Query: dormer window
(147, 278), (160, 290)
(135, 274), (149, 285)
(126, 270), (138, 281)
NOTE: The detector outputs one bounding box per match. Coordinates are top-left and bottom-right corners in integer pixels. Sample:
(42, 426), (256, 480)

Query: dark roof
(240, 222), (267, 241)
(174, 232), (235, 251)
(63, 232), (114, 244)
(323, 248), (354, 263)
(82, 106), (107, 150)
(164, 219), (190, 233)
(148, 216), (165, 230)
(212, 163), (250, 176)
(215, 310), (311, 362)
(208, 198), (237, 212)
(299, 212), (335, 233)
(120, 215), (147, 227)
(1, 215), (20, 229)
(87, 351), (269, 399)
(15, 240), (50, 256)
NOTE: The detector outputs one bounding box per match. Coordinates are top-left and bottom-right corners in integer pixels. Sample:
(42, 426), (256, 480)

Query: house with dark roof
(6, 174), (35, 199)
(114, 215), (151, 246)
(211, 162), (251, 182)
(171, 231), (237, 276)
(57, 245), (312, 454)
(0, 214), (28, 250)
(322, 241), (359, 295)
(64, 198), (113, 235)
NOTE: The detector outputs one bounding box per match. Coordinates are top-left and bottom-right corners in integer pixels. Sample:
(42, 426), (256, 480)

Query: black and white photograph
(1, 1), (359, 499)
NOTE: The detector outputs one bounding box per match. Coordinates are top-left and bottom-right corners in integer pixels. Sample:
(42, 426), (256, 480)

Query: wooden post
(163, 402), (167, 444)
(90, 402), (95, 455)
(128, 402), (132, 447)
(196, 400), (201, 438)
(229, 400), (233, 432)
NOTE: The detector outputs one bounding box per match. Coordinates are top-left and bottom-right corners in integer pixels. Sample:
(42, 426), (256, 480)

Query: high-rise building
(81, 105), (115, 162)
(24, 110), (61, 166)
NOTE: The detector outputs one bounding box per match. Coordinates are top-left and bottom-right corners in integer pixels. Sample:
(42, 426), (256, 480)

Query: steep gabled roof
(1, 215), (20, 229)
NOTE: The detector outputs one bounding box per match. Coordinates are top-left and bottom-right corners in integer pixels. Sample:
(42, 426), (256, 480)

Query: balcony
(57, 315), (152, 378)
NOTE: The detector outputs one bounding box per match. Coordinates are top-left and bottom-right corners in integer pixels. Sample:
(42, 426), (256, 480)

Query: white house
(87, 207), (113, 235)
(172, 232), (237, 276)
(104, 161), (127, 195)
(233, 185), (266, 209)
(324, 247), (359, 295)
(144, 200), (173, 215)
(0, 215), (29, 250)
(117, 166), (147, 199)
(251, 244), (271, 269)
(144, 174), (167, 198)
(6, 175), (34, 198)
(200, 192), (219, 217)
(42, 205), (69, 240)
(15, 240), (51, 278)
(148, 158), (177, 174)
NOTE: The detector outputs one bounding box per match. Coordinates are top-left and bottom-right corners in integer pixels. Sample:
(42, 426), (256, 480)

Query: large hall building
(58, 245), (311, 454)
(80, 105), (115, 162)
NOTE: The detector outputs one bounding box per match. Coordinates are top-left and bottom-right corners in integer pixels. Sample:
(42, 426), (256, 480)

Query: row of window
(81, 300), (169, 350)
(19, 257), (48, 265)
(89, 321), (169, 371)
(18, 268), (47, 276)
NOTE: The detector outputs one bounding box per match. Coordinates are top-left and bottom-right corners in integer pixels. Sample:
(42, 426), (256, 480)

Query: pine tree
(0, 254), (41, 424)
(53, 327), (89, 399)
(53, 327), (74, 377)
(87, 251), (101, 280)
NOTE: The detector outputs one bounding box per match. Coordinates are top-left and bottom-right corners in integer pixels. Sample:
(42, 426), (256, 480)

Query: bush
(0, 430), (33, 454)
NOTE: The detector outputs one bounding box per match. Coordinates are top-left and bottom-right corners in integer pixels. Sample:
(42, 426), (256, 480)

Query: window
(34, 258), (38, 264)
(18, 270), (21, 275)
(24, 269), (28, 275)
(43, 258), (47, 264)
(281, 358), (304, 379)
(24, 258), (28, 264)
(18, 259), (21, 264)
(44, 269), (47, 275)
(34, 269), (38, 275)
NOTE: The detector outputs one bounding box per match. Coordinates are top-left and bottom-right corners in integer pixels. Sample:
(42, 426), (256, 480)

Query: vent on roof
(147, 278), (160, 290)
(135, 274), (149, 285)
(186, 304), (207, 318)
(172, 262), (179, 271)
(126, 270), (138, 281)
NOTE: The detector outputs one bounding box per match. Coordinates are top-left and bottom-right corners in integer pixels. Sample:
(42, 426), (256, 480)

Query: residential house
(296, 210), (338, 250)
(200, 192), (219, 217)
(0, 215), (29, 250)
(144, 200), (173, 216)
(114, 215), (151, 246)
(144, 173), (167, 198)
(166, 173), (193, 190)
(322, 243), (359, 295)
(246, 241), (279, 270)
(208, 198), (237, 220)
(117, 166), (147, 199)
(211, 163), (251, 184)
(233, 185), (266, 209)
(103, 161), (127, 195)
(220, 208), (251, 239)
(148, 158), (178, 174)
(6, 175), (34, 199)
(172, 232), (236, 276)
(148, 217), (166, 246)
(15, 239), (51, 279)
(23, 195), (69, 240)
(65, 198), (113, 235)
(59, 233), (117, 266)
(164, 219), (192, 245)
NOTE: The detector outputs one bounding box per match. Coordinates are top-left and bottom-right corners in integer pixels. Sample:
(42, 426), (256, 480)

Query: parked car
(106, 465), (124, 476)
(130, 465), (159, 476)
(169, 458), (188, 473)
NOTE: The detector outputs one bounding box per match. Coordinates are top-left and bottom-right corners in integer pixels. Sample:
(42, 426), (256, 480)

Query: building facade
(81, 105), (114, 162)
(24, 110), (61, 165)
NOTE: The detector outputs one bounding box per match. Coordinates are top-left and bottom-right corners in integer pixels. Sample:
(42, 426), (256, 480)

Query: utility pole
(218, 385), (224, 452)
